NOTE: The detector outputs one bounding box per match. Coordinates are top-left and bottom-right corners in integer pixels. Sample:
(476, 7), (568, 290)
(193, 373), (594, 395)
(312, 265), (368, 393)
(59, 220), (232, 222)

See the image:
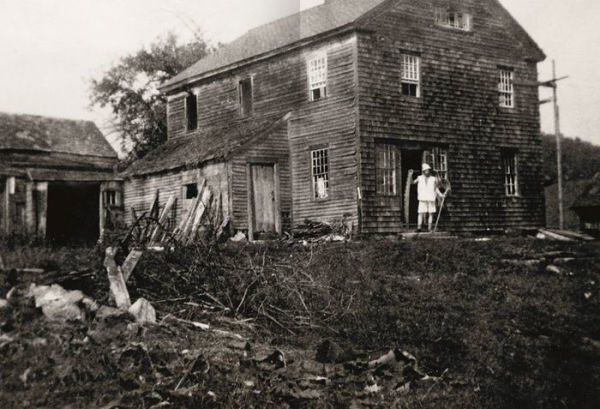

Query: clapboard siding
(230, 124), (292, 231)
(162, 33), (360, 231)
(356, 0), (545, 233)
(123, 163), (229, 227)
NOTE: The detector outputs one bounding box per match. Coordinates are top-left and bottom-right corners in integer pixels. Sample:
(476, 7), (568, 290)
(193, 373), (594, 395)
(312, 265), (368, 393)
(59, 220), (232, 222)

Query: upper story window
(498, 68), (515, 108)
(308, 53), (327, 101)
(376, 143), (399, 196)
(502, 151), (519, 197)
(311, 148), (329, 199)
(239, 78), (253, 116)
(185, 93), (198, 131)
(435, 9), (472, 31)
(401, 54), (421, 97)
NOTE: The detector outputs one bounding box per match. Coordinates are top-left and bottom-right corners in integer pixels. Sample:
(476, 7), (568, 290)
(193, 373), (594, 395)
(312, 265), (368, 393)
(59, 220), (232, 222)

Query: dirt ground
(1, 236), (599, 408)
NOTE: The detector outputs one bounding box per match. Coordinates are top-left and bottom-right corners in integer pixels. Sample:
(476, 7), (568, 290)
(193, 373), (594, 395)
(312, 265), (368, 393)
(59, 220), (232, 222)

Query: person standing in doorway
(413, 163), (445, 232)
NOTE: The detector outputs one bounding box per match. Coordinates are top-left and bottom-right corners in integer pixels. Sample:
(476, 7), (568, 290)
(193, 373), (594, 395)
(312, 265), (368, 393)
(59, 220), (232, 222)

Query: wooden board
(251, 164), (276, 233)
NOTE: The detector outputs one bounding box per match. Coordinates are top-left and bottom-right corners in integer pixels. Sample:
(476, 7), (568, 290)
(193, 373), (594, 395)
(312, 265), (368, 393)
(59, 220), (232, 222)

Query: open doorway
(46, 183), (100, 244)
(401, 149), (424, 228)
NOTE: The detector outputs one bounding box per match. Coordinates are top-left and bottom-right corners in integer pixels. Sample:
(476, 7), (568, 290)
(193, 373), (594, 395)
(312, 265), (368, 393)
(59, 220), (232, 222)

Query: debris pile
(127, 180), (230, 250)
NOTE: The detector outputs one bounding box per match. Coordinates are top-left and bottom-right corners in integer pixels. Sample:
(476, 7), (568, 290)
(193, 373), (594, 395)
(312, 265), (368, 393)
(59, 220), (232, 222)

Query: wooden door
(251, 164), (277, 234)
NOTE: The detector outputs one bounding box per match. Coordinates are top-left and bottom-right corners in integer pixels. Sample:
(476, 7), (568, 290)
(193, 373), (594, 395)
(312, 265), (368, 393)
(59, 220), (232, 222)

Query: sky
(0, 0), (599, 149)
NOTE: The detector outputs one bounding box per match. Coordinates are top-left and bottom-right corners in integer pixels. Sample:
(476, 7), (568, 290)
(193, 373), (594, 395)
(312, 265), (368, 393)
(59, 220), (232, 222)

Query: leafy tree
(542, 133), (600, 185)
(90, 33), (209, 161)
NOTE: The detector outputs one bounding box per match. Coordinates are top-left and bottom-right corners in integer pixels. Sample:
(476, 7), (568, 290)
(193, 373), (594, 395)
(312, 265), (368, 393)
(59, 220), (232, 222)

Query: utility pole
(539, 60), (568, 230)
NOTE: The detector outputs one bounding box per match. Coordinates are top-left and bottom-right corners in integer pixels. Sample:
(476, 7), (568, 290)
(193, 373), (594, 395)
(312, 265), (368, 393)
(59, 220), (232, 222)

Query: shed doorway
(249, 163), (279, 239)
(46, 183), (100, 244)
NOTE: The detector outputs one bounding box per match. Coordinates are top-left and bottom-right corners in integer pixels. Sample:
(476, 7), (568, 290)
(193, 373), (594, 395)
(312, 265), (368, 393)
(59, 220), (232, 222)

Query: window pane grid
(401, 54), (420, 97)
(311, 149), (329, 199)
(499, 70), (514, 108)
(503, 153), (518, 196)
(432, 147), (448, 180)
(376, 144), (398, 196)
(308, 55), (327, 90)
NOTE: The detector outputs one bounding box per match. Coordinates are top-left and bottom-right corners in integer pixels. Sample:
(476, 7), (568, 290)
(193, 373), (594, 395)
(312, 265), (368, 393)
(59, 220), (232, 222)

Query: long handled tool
(433, 179), (451, 233)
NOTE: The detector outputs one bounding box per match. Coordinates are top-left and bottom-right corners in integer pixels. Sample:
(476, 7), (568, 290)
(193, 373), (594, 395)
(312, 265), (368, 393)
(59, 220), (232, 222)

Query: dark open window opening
(186, 93), (198, 131)
(185, 183), (198, 199)
(239, 78), (253, 116)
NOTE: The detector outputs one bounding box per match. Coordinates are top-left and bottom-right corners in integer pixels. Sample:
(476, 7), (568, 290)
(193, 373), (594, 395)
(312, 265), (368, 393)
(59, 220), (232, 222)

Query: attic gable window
(185, 93), (198, 131)
(239, 78), (253, 116)
(401, 54), (421, 97)
(435, 9), (472, 31)
(308, 53), (327, 101)
(499, 69), (515, 108)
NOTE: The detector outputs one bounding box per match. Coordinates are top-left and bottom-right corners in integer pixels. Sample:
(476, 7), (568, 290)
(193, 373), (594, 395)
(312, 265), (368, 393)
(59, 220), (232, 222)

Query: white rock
(128, 298), (156, 324)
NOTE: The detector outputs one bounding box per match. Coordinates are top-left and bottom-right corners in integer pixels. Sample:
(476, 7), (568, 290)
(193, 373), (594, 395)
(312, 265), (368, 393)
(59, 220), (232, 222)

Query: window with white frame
(502, 151), (519, 197)
(435, 9), (472, 31)
(499, 69), (515, 108)
(401, 54), (421, 97)
(308, 53), (327, 101)
(311, 148), (329, 199)
(376, 144), (399, 196)
(423, 147), (449, 180)
(431, 147), (449, 180)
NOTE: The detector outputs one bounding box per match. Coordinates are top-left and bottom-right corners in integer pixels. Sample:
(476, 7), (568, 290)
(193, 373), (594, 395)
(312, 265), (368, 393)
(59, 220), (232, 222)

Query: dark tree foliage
(542, 133), (600, 185)
(89, 33), (209, 161)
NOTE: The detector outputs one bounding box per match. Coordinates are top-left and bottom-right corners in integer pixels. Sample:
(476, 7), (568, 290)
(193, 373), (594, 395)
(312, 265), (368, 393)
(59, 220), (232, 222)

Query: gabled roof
(161, 0), (544, 93)
(0, 112), (117, 158)
(161, 0), (388, 92)
(122, 113), (290, 177)
(572, 174), (600, 209)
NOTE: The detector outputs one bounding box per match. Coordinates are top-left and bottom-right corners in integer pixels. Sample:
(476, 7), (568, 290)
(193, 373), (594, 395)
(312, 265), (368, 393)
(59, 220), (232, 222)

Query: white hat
(422, 163), (431, 172)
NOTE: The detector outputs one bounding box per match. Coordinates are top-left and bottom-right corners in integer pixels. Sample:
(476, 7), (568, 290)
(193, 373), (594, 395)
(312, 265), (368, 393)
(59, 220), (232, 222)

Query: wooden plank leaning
(148, 194), (176, 245)
(187, 186), (213, 244)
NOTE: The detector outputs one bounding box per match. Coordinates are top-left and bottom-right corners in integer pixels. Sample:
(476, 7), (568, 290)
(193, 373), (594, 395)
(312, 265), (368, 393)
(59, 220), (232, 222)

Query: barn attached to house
(124, 0), (547, 238)
(0, 112), (121, 243)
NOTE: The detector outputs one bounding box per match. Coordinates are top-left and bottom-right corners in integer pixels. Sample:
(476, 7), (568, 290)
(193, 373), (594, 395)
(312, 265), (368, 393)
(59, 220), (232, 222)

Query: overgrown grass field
(1, 237), (599, 408)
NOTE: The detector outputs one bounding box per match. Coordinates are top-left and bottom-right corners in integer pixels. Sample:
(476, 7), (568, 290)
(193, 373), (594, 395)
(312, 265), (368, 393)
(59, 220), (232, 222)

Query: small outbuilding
(571, 173), (600, 237)
(0, 112), (121, 243)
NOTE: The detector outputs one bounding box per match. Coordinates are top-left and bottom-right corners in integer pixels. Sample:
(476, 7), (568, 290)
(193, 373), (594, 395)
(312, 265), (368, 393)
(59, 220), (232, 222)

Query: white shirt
(416, 175), (438, 202)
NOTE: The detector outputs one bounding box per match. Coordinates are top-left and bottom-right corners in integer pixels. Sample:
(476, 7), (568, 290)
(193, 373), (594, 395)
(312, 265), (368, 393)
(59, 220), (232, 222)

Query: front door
(250, 164), (277, 237)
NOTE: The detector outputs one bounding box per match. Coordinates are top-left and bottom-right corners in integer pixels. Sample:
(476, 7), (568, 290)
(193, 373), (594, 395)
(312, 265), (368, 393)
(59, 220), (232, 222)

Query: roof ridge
(0, 110), (98, 125)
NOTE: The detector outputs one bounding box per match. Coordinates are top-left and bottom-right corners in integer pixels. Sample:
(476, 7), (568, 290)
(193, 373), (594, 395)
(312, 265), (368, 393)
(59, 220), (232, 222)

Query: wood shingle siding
(356, 0), (545, 233)
(128, 0), (546, 236)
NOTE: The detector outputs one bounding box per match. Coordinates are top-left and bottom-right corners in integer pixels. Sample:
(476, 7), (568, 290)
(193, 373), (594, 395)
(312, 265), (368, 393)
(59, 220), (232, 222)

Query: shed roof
(572, 174), (600, 209)
(0, 112), (117, 158)
(161, 0), (387, 91)
(122, 113), (290, 177)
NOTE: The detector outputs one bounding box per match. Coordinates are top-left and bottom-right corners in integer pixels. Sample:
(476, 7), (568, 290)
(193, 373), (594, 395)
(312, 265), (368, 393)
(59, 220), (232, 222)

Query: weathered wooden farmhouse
(123, 0), (547, 237)
(0, 113), (120, 243)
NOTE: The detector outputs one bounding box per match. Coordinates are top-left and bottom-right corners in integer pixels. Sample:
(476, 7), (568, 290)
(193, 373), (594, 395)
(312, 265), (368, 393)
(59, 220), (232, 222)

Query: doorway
(46, 183), (100, 244)
(249, 164), (278, 239)
(401, 149), (424, 228)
